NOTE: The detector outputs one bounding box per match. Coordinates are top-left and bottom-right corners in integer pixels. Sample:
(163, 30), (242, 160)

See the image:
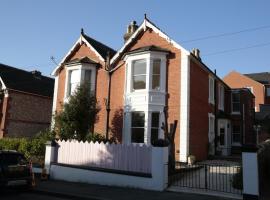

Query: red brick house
(224, 71), (270, 142)
(52, 17), (255, 161)
(0, 63), (54, 138)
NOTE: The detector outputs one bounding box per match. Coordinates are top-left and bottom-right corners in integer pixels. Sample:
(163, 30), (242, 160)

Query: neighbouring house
(223, 71), (270, 143)
(0, 63), (54, 138)
(223, 71), (270, 112)
(52, 17), (255, 162)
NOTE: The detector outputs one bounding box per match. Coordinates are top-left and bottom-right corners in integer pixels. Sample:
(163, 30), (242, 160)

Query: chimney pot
(123, 20), (138, 43)
(192, 48), (201, 60)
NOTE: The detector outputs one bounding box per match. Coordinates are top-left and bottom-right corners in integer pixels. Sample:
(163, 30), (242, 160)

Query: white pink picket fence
(56, 140), (152, 174)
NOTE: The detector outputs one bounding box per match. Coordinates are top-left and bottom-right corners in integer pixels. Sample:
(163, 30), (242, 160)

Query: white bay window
(123, 49), (168, 145)
(64, 61), (96, 100)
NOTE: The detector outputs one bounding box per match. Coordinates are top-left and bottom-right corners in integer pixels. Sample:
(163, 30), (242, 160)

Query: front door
(217, 119), (231, 156)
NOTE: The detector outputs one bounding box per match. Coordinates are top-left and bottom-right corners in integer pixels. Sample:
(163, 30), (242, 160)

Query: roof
(244, 72), (270, 84)
(52, 32), (116, 76)
(65, 56), (98, 65)
(82, 33), (116, 59)
(0, 63), (54, 97)
(124, 45), (170, 57)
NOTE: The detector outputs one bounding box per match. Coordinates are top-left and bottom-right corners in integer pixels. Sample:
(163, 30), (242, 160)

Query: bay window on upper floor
(124, 50), (168, 95)
(64, 58), (97, 100)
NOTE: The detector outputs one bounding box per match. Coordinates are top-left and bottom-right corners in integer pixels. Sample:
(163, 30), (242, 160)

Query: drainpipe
(214, 70), (218, 156)
(105, 52), (112, 140)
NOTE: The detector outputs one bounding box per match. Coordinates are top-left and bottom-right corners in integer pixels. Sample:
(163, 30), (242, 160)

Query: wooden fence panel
(56, 140), (152, 174)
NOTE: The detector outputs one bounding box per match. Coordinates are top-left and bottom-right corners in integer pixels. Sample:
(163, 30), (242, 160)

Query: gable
(52, 33), (116, 76)
(110, 18), (189, 66)
(223, 71), (264, 88)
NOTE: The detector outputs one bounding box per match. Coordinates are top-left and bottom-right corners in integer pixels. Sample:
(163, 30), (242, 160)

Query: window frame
(150, 112), (160, 144)
(218, 84), (225, 111)
(232, 124), (241, 146)
(266, 87), (270, 97)
(209, 76), (215, 105)
(132, 59), (147, 91)
(64, 63), (96, 101)
(231, 92), (241, 114)
(131, 111), (145, 143)
(151, 59), (161, 90)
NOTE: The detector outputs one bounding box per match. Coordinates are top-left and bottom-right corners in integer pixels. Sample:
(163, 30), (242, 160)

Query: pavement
(33, 176), (238, 200)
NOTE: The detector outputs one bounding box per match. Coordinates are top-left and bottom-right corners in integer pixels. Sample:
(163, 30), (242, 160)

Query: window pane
(70, 70), (80, 83)
(131, 112), (145, 127)
(232, 125), (241, 143)
(84, 70), (91, 83)
(133, 60), (146, 75)
(132, 128), (144, 143)
(151, 113), (159, 128)
(233, 103), (240, 112)
(232, 93), (240, 102)
(220, 128), (225, 146)
(152, 75), (160, 90)
(153, 59), (161, 74)
(232, 134), (241, 143)
(267, 88), (270, 96)
(133, 75), (146, 90)
(151, 128), (159, 144)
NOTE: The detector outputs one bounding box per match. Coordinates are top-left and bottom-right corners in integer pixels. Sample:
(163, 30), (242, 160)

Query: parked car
(0, 150), (33, 188)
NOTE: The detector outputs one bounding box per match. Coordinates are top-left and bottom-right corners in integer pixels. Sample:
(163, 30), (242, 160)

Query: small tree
(54, 84), (100, 140)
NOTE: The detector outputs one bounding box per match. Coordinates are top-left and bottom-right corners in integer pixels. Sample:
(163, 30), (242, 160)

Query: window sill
(231, 112), (241, 115)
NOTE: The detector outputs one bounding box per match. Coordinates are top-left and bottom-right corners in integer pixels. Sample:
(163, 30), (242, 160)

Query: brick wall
(223, 71), (265, 111)
(189, 57), (216, 161)
(4, 90), (53, 137)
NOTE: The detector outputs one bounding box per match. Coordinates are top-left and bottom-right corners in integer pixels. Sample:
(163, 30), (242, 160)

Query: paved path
(34, 178), (238, 200)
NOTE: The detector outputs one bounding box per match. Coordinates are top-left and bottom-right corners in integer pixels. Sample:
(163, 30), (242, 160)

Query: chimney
(123, 21), (138, 43)
(31, 70), (42, 79)
(192, 48), (201, 60)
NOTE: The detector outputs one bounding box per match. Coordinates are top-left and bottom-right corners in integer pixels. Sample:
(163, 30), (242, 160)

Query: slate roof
(244, 72), (270, 84)
(124, 45), (170, 56)
(82, 33), (116, 59)
(66, 56), (98, 65)
(0, 63), (54, 97)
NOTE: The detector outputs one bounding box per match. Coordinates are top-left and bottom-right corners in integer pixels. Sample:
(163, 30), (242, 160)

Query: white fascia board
(110, 19), (190, 65)
(0, 76), (7, 90)
(51, 35), (105, 76)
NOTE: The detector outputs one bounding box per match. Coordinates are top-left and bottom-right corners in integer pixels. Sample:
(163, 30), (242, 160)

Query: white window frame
(131, 59), (147, 91)
(64, 63), (96, 101)
(246, 86), (253, 94)
(124, 52), (167, 95)
(131, 111), (145, 144)
(266, 87), (270, 97)
(231, 91), (241, 114)
(208, 113), (215, 139)
(209, 76), (215, 105)
(218, 84), (224, 111)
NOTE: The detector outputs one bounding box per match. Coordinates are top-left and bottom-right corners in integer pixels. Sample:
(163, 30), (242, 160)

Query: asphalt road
(1, 187), (72, 200)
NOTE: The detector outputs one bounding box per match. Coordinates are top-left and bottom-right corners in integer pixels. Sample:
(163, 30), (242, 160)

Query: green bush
(0, 129), (55, 164)
(85, 132), (116, 143)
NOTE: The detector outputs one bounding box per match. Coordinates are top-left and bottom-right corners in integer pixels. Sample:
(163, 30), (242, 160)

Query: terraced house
(52, 17), (255, 162)
(0, 63), (54, 138)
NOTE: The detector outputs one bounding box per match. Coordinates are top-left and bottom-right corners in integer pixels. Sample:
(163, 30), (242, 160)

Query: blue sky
(0, 0), (270, 77)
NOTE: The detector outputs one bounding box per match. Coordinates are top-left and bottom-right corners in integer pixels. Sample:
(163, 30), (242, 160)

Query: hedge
(0, 129), (55, 164)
